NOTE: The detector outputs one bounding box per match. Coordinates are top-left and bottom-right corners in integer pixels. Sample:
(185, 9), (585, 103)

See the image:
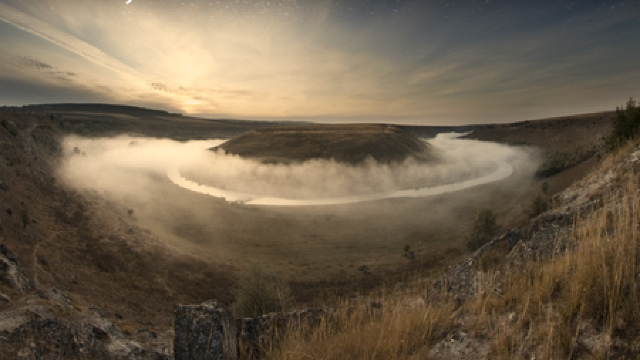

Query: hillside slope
(216, 124), (432, 164)
(0, 109), (237, 359)
(261, 134), (640, 360)
(0, 104), (628, 359)
(466, 111), (615, 206)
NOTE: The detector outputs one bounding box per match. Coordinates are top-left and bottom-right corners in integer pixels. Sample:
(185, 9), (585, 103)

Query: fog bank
(58, 133), (537, 206)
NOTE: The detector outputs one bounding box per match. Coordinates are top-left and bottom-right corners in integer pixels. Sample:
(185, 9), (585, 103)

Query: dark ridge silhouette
(22, 103), (180, 117)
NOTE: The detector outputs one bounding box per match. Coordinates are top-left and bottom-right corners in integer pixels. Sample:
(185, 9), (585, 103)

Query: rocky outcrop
(431, 145), (640, 305)
(174, 302), (350, 360)
(0, 244), (31, 296)
(174, 301), (237, 360)
(0, 107), (230, 360)
(428, 331), (490, 360)
(431, 229), (523, 303)
(0, 294), (165, 360)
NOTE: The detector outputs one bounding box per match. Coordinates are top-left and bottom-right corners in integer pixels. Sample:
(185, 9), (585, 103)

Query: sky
(0, 0), (639, 125)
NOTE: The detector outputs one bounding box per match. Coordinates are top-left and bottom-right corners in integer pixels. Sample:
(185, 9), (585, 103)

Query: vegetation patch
(1, 119), (18, 137)
(481, 180), (640, 359)
(607, 97), (640, 151)
(465, 209), (498, 252)
(263, 300), (456, 360)
(535, 146), (597, 178)
(257, 116), (640, 359)
(526, 193), (550, 219)
(232, 266), (293, 318)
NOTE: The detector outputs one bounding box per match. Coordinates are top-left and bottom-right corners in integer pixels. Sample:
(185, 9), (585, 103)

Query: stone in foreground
(174, 301), (237, 360)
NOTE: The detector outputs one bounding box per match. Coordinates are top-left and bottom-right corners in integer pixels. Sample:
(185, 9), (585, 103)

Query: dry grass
(260, 143), (640, 360)
(482, 176), (640, 359)
(263, 298), (456, 360)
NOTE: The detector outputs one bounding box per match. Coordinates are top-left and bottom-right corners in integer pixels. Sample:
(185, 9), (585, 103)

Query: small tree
(527, 194), (549, 219)
(607, 97), (640, 151)
(231, 266), (293, 318)
(466, 209), (498, 252)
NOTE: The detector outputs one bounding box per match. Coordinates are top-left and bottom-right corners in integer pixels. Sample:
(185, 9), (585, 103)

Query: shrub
(527, 193), (549, 219)
(231, 266), (293, 318)
(541, 181), (549, 194)
(465, 209), (498, 252)
(402, 244), (415, 260)
(606, 97), (640, 151)
(1, 119), (18, 137)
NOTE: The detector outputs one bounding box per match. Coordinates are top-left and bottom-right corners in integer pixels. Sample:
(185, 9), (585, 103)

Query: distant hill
(215, 123), (433, 164)
(464, 111), (615, 152)
(22, 103), (180, 117)
(15, 103), (282, 139)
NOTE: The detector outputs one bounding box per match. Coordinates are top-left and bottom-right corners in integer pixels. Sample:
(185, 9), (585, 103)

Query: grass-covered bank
(253, 140), (640, 360)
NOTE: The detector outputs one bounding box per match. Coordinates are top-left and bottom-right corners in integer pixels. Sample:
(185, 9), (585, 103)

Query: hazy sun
(182, 98), (205, 114)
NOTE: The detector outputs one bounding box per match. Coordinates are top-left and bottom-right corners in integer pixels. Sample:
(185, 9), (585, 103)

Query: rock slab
(174, 303), (237, 360)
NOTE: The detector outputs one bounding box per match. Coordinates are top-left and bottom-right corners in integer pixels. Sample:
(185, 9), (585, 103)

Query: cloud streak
(0, 0), (639, 123)
(0, 1), (208, 111)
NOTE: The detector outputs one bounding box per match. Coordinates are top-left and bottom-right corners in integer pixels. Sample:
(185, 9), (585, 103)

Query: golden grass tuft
(262, 299), (456, 360)
(486, 176), (640, 359)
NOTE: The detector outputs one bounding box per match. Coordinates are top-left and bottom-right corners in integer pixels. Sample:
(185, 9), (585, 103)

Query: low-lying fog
(60, 134), (530, 205)
(57, 133), (540, 278)
(171, 134), (518, 206)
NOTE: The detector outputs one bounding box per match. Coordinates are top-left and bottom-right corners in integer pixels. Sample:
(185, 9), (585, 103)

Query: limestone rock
(0, 245), (31, 293)
(174, 302), (237, 360)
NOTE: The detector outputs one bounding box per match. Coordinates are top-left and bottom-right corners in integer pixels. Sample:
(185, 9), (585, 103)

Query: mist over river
(169, 133), (518, 206)
(57, 132), (539, 278)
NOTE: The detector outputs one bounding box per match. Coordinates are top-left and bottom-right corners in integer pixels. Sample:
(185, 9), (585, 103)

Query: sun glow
(182, 98), (206, 114)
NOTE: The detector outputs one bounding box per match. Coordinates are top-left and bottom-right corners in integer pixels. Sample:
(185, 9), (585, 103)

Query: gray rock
(432, 229), (522, 302)
(0, 248), (31, 293)
(174, 302), (237, 360)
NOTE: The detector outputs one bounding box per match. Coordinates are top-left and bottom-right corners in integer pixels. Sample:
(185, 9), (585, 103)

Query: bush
(231, 266), (293, 318)
(465, 209), (498, 252)
(527, 194), (549, 219)
(606, 97), (640, 151)
(1, 119), (18, 137)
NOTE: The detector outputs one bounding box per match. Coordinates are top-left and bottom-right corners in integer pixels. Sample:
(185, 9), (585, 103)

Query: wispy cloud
(0, 0), (638, 123)
(0, 1), (209, 111)
(0, 3), (147, 86)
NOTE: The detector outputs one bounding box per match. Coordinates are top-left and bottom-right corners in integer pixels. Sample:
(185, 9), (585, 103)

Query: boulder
(174, 301), (237, 360)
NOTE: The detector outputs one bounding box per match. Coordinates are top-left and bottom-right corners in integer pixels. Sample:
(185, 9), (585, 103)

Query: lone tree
(466, 209), (498, 251)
